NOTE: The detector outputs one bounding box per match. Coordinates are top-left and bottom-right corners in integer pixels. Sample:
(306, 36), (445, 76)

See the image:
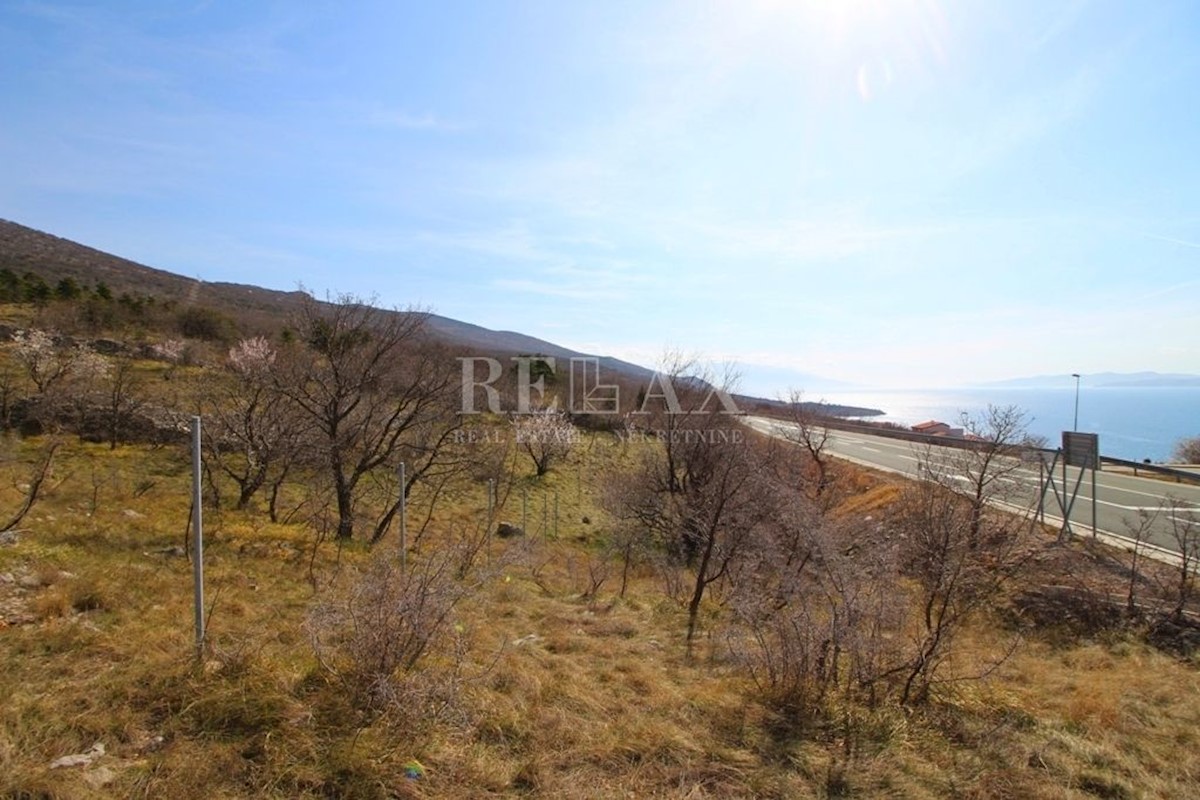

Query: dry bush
(566, 547), (611, 604)
(1171, 435), (1200, 464)
(778, 388), (836, 500)
(893, 477), (1032, 706)
(732, 449), (1033, 726)
(307, 552), (471, 734)
(29, 574), (111, 621)
(513, 407), (576, 477)
(1163, 495), (1200, 618)
(438, 519), (485, 580)
(599, 449), (669, 598)
(0, 435), (62, 532)
(730, 514), (905, 725)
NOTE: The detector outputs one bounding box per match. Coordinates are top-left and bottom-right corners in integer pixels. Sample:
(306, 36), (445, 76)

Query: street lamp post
(1071, 373), (1081, 431)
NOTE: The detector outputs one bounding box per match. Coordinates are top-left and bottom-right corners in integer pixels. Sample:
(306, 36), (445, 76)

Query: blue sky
(2, 1), (1198, 393)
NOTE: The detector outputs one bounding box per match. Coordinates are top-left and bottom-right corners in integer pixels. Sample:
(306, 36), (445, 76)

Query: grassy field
(1, 424), (1199, 799)
(0, 301), (1197, 797)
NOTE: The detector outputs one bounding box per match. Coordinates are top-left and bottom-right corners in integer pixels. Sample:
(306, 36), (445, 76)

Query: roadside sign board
(1063, 431), (1099, 469)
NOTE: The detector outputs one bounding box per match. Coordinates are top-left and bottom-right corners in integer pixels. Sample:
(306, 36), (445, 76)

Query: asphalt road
(746, 416), (1200, 559)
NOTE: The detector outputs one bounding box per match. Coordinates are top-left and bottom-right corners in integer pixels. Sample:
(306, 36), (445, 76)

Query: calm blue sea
(819, 387), (1200, 463)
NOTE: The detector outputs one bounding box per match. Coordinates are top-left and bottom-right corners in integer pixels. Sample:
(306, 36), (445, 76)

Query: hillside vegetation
(1, 288), (1199, 799)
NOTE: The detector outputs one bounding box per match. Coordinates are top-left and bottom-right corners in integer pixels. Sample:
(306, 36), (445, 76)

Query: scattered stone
(50, 742), (105, 769)
(133, 733), (165, 754)
(17, 574), (43, 590)
(0, 604), (37, 626)
(1148, 616), (1200, 656)
(90, 338), (125, 356)
(0, 531), (19, 546)
(0, 572), (14, 584)
(145, 545), (186, 558)
(83, 765), (117, 789)
(496, 522), (524, 539)
(122, 509), (145, 519)
(512, 633), (542, 647)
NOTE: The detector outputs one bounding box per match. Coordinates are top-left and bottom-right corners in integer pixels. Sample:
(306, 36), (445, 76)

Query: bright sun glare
(747, 0), (947, 101)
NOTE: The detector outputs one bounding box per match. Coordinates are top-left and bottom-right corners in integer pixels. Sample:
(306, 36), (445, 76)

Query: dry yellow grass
(1, 426), (1199, 798)
(829, 483), (901, 519)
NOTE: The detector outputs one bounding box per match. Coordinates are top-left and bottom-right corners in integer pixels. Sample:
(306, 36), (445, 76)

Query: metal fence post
(191, 416), (205, 662)
(398, 462), (407, 570)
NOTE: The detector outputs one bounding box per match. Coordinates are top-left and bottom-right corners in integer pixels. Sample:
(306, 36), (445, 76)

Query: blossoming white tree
(513, 408), (575, 477)
(202, 336), (300, 513)
(13, 328), (110, 433)
(14, 329), (108, 393)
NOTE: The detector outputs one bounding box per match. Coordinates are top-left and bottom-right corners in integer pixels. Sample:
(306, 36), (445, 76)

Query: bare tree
(13, 329), (75, 395)
(274, 294), (459, 541)
(678, 435), (779, 649)
(151, 338), (187, 380)
(513, 407), (575, 477)
(892, 474), (1030, 706)
(101, 353), (144, 449)
(631, 350), (742, 496)
(618, 354), (768, 650)
(366, 392), (469, 546)
(779, 389), (834, 498)
(1123, 506), (1155, 617)
(920, 404), (1035, 548)
(1171, 436), (1200, 464)
(0, 361), (19, 432)
(1, 437), (62, 532)
(1165, 496), (1200, 618)
(600, 460), (668, 598)
(203, 337), (304, 511)
(12, 329), (109, 433)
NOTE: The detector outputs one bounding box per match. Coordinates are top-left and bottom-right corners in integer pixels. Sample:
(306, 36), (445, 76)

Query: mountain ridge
(976, 372), (1200, 389)
(0, 218), (880, 417)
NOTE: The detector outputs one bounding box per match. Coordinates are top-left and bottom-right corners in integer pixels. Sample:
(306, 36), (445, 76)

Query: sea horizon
(813, 386), (1199, 463)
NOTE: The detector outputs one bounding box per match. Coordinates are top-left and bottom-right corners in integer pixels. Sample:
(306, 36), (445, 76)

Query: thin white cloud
(414, 223), (558, 263)
(946, 64), (1101, 178)
(490, 255), (650, 302)
(1030, 0), (1091, 51)
(492, 278), (622, 301)
(1133, 278), (1200, 303)
(366, 110), (467, 132)
(1145, 233), (1200, 250)
(661, 214), (953, 265)
(10, 1), (93, 25)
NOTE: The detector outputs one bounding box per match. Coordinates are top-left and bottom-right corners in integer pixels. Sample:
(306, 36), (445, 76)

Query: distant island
(977, 372), (1200, 389)
(737, 396), (884, 419)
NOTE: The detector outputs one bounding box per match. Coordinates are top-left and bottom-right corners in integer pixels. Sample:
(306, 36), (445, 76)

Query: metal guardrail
(1097, 455), (1200, 484)
(755, 412), (1200, 487)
